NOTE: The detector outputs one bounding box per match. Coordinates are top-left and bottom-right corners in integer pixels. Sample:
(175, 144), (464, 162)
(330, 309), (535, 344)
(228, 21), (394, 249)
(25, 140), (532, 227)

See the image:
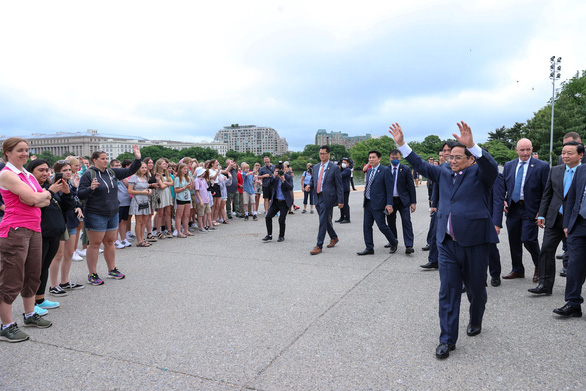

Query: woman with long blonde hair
(153, 158), (174, 239)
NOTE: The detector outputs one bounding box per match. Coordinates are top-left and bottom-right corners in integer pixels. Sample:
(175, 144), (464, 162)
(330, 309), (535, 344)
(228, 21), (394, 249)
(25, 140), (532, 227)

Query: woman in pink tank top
(0, 138), (52, 343)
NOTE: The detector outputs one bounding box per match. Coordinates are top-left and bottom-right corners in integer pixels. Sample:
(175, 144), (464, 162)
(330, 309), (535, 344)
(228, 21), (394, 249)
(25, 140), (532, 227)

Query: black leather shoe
(420, 262), (439, 269)
(556, 252), (566, 260)
(384, 242), (392, 248)
(262, 235), (272, 241)
(335, 218), (343, 223)
(422, 244), (430, 251)
(528, 284), (552, 295)
(560, 267), (567, 277)
(553, 303), (582, 317)
(466, 323), (481, 336)
(405, 247), (414, 254)
(435, 343), (456, 359)
(340, 220), (351, 224)
(490, 277), (501, 287)
(277, 236), (285, 242)
(357, 249), (374, 256)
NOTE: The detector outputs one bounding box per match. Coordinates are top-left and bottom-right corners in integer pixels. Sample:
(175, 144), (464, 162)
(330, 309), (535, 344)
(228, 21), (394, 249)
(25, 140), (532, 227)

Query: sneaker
(198, 228), (208, 233)
(71, 252), (83, 262)
(115, 240), (125, 249)
(76, 249), (87, 257)
(310, 210), (314, 214)
(23, 313), (52, 328)
(37, 299), (60, 309)
(0, 323), (30, 342)
(253, 215), (258, 221)
(48, 286), (68, 297)
(98, 248), (104, 253)
(122, 239), (132, 247)
(173, 229), (178, 237)
(34, 305), (48, 317)
(207, 227), (218, 231)
(88, 273), (104, 286)
(60, 282), (84, 290)
(108, 268), (125, 280)
(244, 215), (249, 221)
(126, 231), (136, 239)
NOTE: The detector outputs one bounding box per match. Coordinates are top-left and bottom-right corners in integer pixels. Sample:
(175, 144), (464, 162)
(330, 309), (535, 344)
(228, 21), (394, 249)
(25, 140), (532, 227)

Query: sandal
(157, 232), (166, 239)
(137, 241), (151, 247)
(185, 232), (194, 236)
(222, 220), (229, 224)
(178, 233), (187, 238)
(146, 233), (158, 242)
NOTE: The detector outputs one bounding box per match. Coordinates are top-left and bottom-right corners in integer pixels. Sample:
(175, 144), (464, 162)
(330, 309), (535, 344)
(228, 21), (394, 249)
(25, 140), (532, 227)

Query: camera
(276, 161), (284, 176)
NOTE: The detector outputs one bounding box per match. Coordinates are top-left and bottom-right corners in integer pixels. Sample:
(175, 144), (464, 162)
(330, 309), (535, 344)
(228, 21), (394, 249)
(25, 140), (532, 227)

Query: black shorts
(262, 186), (272, 199)
(176, 200), (190, 205)
(118, 206), (130, 222)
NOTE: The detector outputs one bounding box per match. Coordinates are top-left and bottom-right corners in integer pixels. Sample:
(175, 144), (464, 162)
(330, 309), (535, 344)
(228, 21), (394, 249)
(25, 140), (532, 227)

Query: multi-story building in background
(0, 129), (229, 159)
(315, 129), (372, 148)
(214, 124), (289, 155)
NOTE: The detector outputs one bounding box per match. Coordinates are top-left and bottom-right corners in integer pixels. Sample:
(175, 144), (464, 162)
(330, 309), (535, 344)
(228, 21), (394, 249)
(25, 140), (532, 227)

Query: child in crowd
(111, 159), (132, 249)
(217, 165), (232, 224)
(173, 163), (194, 237)
(194, 167), (211, 232)
(253, 162), (262, 214)
(127, 162), (153, 247)
(153, 158), (174, 239)
(241, 162), (257, 221)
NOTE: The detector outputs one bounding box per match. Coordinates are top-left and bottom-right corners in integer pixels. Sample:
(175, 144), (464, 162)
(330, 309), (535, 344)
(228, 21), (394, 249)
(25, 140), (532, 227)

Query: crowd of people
(1, 129), (585, 362)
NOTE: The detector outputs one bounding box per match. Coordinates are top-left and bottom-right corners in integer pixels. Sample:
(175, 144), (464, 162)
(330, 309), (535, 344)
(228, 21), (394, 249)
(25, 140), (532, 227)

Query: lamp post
(549, 56), (561, 166)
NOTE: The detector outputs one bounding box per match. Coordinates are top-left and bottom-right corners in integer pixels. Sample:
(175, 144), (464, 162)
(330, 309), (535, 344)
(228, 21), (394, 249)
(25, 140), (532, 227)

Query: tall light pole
(549, 56), (561, 166)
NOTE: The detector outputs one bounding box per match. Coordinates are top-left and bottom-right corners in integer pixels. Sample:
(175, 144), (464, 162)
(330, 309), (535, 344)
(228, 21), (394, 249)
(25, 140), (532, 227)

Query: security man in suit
(262, 164), (294, 242)
(529, 141), (584, 295)
(553, 158), (586, 318)
(386, 149), (417, 254)
(336, 158), (352, 223)
(390, 121), (498, 359)
(307, 145), (344, 255)
(357, 150), (398, 255)
(502, 138), (550, 282)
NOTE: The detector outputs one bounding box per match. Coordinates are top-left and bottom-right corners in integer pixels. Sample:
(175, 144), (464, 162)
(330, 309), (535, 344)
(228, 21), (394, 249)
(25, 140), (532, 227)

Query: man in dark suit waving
(357, 150), (399, 255)
(530, 142), (584, 295)
(389, 121), (498, 359)
(502, 139), (550, 282)
(386, 149), (417, 254)
(307, 145), (344, 255)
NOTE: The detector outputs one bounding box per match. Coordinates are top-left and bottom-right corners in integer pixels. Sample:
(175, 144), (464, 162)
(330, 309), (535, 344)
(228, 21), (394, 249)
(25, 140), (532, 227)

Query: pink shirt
(0, 163), (43, 236)
(194, 177), (210, 204)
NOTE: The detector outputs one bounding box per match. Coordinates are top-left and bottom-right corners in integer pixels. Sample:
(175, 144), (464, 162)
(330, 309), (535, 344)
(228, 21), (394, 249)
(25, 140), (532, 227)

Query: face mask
(391, 159), (400, 166)
(341, 163), (347, 168)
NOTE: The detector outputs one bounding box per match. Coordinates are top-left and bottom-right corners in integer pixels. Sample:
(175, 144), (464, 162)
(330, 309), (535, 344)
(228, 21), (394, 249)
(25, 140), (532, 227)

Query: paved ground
(2, 185), (585, 390)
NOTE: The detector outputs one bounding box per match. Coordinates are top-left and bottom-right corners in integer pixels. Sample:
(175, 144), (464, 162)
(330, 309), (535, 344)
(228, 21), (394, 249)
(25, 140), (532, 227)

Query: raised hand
(133, 144), (141, 160)
(388, 123), (405, 146)
(453, 122), (474, 148)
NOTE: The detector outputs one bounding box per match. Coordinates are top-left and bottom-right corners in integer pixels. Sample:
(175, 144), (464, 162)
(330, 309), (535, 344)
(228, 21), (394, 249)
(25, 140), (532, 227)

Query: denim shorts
(84, 212), (119, 232)
(68, 227), (77, 235)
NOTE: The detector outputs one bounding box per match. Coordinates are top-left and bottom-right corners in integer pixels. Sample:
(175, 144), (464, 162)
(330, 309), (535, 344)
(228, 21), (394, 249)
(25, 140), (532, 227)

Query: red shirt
(237, 171), (243, 194)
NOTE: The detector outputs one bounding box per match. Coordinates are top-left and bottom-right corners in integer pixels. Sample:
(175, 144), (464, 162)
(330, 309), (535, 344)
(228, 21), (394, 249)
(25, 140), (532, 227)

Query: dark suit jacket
(388, 163), (416, 207)
(538, 164), (567, 229)
(491, 173), (505, 228)
(310, 162), (344, 208)
(406, 149), (499, 247)
(503, 157), (550, 218)
(362, 164), (393, 210)
(563, 164), (586, 234)
(269, 174), (294, 208)
(340, 167), (351, 192)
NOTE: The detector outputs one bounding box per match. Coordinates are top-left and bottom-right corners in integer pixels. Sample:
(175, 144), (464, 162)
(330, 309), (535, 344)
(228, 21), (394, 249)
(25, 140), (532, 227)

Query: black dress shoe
(422, 244), (430, 251)
(560, 267), (567, 277)
(435, 343), (456, 359)
(384, 242), (392, 248)
(556, 252), (566, 260)
(420, 262), (439, 269)
(466, 323), (481, 336)
(262, 235), (272, 241)
(528, 284), (552, 295)
(277, 236), (285, 242)
(389, 242), (398, 254)
(405, 247), (414, 254)
(490, 277), (501, 287)
(553, 303), (582, 317)
(340, 220), (351, 224)
(357, 249), (374, 256)
(335, 218), (343, 223)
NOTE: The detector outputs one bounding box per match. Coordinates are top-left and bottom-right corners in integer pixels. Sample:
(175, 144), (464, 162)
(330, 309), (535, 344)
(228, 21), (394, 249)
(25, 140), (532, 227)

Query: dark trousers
(363, 199), (397, 251)
(226, 192), (240, 218)
(426, 210), (436, 246)
(488, 243), (501, 279)
(339, 191), (350, 221)
(537, 213), (565, 289)
(303, 190), (314, 206)
(265, 199), (289, 238)
(565, 216), (586, 306)
(38, 235), (61, 296)
(428, 212), (439, 264)
(316, 193), (337, 248)
(506, 201), (540, 273)
(438, 237), (489, 345)
(386, 197), (414, 247)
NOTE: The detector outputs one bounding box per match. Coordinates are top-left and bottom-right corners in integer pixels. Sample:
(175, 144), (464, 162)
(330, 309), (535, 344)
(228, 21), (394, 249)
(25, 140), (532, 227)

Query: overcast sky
(1, 0), (584, 151)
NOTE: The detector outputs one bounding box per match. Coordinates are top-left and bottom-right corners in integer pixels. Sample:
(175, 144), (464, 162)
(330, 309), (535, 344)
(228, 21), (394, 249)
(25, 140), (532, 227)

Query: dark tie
(512, 161), (526, 203)
(365, 169), (375, 199)
(392, 167), (397, 187)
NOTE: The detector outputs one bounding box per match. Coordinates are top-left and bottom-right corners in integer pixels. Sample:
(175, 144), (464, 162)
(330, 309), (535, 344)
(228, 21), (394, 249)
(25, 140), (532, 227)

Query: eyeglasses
(57, 159), (70, 164)
(319, 152), (329, 155)
(447, 155), (468, 162)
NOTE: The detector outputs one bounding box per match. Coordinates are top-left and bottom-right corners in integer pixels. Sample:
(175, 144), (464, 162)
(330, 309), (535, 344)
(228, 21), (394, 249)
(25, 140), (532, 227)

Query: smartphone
(54, 173), (63, 182)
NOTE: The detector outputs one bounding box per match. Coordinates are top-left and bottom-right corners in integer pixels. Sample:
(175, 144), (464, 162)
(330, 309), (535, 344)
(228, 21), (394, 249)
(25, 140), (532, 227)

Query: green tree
(329, 144), (348, 161)
(302, 144), (321, 160)
(478, 140), (517, 165)
(419, 135), (443, 155)
(348, 136), (396, 168)
(116, 152), (135, 161)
